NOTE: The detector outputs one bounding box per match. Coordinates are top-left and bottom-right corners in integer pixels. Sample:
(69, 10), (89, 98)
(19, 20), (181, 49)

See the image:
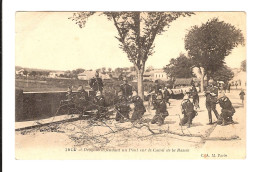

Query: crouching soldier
(179, 94), (197, 128)
(151, 93), (169, 126)
(115, 93), (131, 123)
(216, 92), (236, 126)
(60, 87), (74, 106)
(93, 91), (108, 120)
(131, 91), (146, 122)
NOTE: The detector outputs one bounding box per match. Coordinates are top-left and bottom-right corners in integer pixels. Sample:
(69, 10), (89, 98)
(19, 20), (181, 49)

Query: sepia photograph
(15, 11), (246, 159)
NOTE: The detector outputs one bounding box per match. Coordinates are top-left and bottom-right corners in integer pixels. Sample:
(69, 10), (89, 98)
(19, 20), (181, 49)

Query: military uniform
(150, 83), (162, 95)
(151, 98), (169, 126)
(115, 97), (131, 123)
(205, 85), (220, 124)
(131, 95), (146, 122)
(89, 77), (104, 93)
(75, 88), (89, 115)
(120, 83), (133, 98)
(93, 95), (108, 120)
(190, 85), (199, 109)
(179, 98), (197, 128)
(163, 89), (171, 106)
(217, 95), (235, 125)
(239, 90), (245, 104)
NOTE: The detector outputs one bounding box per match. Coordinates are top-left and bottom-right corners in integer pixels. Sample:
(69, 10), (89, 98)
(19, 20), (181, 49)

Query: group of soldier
(62, 71), (237, 128)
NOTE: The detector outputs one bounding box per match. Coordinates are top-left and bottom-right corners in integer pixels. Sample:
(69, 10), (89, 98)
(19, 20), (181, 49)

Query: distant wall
(15, 90), (89, 122)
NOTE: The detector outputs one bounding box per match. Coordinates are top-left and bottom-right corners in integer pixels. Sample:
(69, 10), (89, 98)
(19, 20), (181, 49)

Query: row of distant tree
(163, 53), (246, 83)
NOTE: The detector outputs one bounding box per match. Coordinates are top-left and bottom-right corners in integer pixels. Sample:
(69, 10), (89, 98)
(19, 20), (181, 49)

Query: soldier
(131, 91), (146, 122)
(89, 71), (104, 93)
(227, 82), (231, 93)
(75, 85), (88, 115)
(239, 89), (245, 105)
(115, 93), (131, 123)
(151, 93), (169, 126)
(205, 79), (220, 125)
(60, 87), (74, 105)
(163, 87), (171, 106)
(93, 91), (108, 120)
(120, 77), (133, 98)
(216, 92), (236, 126)
(179, 94), (197, 128)
(190, 82), (200, 110)
(150, 80), (162, 95)
(149, 80), (162, 110)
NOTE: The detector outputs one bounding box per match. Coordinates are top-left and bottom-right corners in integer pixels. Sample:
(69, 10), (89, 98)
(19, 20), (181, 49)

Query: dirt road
(15, 89), (246, 159)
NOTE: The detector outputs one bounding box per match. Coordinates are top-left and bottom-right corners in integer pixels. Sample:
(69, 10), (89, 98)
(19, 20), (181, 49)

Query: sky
(15, 12), (246, 71)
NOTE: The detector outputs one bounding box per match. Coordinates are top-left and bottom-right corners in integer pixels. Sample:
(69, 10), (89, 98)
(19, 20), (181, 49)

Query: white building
(152, 69), (169, 81)
(78, 70), (110, 80)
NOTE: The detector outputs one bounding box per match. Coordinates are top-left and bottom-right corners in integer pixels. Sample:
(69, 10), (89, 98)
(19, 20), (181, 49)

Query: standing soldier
(216, 92), (236, 126)
(239, 89), (246, 105)
(163, 87), (171, 106)
(190, 82), (200, 110)
(205, 79), (220, 125)
(131, 91), (146, 122)
(93, 91), (108, 120)
(151, 93), (169, 126)
(227, 82), (231, 93)
(120, 77), (133, 98)
(149, 80), (162, 110)
(89, 71), (104, 94)
(150, 80), (162, 95)
(115, 94), (131, 123)
(179, 94), (197, 128)
(235, 81), (238, 90)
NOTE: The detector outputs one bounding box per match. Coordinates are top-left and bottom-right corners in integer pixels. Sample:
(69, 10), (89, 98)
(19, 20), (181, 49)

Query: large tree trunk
(200, 67), (205, 92)
(137, 69), (144, 99)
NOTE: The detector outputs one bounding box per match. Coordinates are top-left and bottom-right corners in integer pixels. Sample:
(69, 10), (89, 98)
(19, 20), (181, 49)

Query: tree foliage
(241, 60), (246, 72)
(211, 65), (234, 82)
(185, 18), (245, 75)
(163, 53), (194, 79)
(70, 12), (193, 98)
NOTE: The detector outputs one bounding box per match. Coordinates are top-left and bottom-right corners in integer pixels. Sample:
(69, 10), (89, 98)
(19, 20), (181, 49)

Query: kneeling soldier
(217, 92), (236, 126)
(151, 93), (169, 126)
(93, 91), (108, 120)
(115, 93), (131, 123)
(179, 94), (197, 128)
(131, 91), (146, 122)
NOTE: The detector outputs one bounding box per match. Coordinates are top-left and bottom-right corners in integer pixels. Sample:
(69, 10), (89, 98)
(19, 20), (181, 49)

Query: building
(152, 69), (169, 81)
(16, 69), (26, 76)
(48, 71), (65, 78)
(78, 70), (110, 80)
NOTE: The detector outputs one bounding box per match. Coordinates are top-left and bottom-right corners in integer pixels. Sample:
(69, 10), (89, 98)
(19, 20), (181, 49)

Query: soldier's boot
(229, 116), (234, 123)
(207, 120), (213, 125)
(158, 118), (164, 126)
(221, 119), (227, 126)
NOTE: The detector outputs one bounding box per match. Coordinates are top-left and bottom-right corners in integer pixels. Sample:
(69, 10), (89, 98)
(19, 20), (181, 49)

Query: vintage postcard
(15, 11), (246, 159)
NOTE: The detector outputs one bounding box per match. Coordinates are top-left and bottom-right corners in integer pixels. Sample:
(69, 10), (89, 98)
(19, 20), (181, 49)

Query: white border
(3, 0), (260, 172)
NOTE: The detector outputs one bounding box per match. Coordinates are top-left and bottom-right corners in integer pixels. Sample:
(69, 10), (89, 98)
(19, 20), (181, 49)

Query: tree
(115, 67), (124, 74)
(107, 68), (112, 73)
(163, 53), (194, 80)
(211, 65), (234, 82)
(75, 68), (85, 74)
(23, 70), (28, 76)
(185, 18), (245, 91)
(70, 12), (193, 99)
(241, 60), (246, 72)
(101, 67), (106, 74)
(146, 66), (154, 72)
